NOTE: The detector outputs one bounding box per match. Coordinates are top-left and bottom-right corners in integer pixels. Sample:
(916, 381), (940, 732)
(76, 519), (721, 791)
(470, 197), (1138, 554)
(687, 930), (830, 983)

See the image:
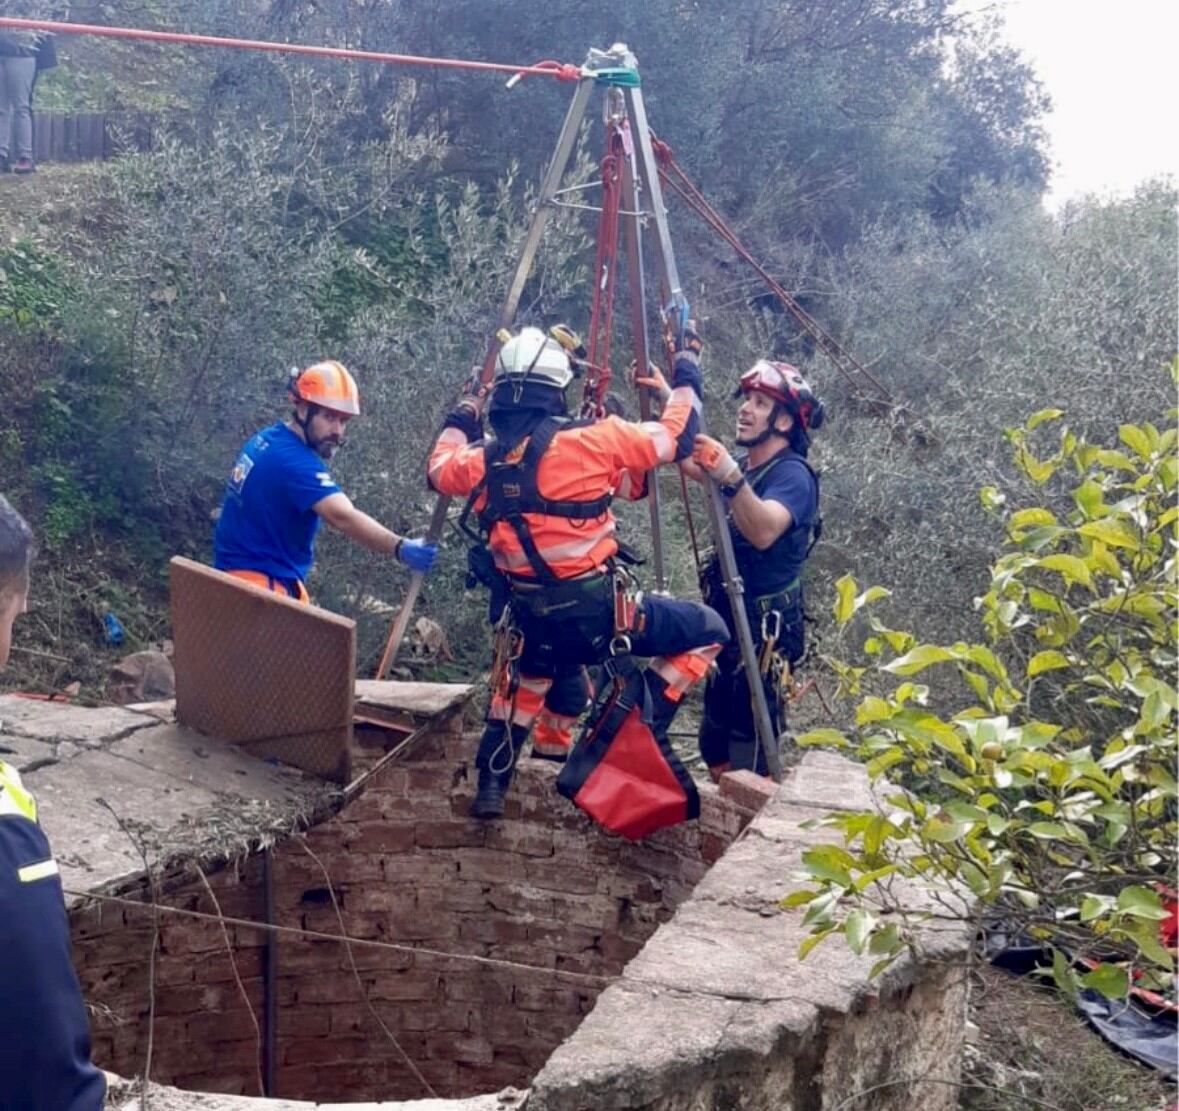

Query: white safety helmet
(495, 327), (574, 392)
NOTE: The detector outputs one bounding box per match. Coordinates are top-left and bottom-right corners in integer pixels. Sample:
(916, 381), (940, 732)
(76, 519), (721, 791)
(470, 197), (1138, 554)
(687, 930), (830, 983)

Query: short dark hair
(0, 495), (35, 596)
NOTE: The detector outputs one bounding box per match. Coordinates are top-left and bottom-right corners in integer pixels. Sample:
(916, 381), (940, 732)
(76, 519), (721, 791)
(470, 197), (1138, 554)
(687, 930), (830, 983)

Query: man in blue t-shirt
(214, 360), (437, 601)
(686, 360), (825, 778)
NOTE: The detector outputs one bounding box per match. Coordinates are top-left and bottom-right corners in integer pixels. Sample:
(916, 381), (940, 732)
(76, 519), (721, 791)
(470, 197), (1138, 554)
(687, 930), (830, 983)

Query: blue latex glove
(398, 537), (439, 574)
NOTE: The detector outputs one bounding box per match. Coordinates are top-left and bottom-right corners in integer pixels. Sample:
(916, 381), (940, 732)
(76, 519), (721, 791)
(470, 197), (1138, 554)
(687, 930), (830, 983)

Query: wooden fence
(32, 111), (157, 164)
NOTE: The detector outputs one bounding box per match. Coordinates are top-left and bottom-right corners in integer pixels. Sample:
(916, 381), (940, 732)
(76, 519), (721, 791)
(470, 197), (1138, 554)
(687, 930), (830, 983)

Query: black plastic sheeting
(985, 937), (1177, 1077)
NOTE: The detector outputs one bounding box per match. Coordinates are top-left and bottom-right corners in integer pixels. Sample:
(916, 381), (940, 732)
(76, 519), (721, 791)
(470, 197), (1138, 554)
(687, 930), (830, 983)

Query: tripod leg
(624, 84), (782, 781)
(376, 78), (595, 677)
(498, 76), (596, 327)
(620, 144), (668, 591)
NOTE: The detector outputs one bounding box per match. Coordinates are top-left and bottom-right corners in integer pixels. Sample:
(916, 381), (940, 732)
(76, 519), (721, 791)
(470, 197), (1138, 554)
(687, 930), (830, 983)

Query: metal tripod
(376, 44), (782, 783)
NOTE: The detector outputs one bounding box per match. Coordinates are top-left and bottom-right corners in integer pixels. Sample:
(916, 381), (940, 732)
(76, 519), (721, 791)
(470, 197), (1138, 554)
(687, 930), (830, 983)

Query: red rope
(651, 137), (893, 403)
(0, 18), (582, 83)
(583, 123), (626, 417)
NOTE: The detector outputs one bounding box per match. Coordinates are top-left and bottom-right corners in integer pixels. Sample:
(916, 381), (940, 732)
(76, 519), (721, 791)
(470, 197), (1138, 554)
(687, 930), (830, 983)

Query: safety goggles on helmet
(735, 360), (824, 432)
(289, 360), (361, 417)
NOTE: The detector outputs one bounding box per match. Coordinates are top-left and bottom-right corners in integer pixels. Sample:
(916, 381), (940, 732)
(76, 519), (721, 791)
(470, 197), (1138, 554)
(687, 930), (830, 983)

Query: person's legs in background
(0, 55), (36, 171)
(531, 667), (591, 760)
(0, 56), (16, 170)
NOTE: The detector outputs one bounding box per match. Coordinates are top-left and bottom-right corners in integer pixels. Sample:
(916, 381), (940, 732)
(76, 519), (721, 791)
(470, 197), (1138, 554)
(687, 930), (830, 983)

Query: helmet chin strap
(736, 426), (777, 448)
(294, 403), (339, 460)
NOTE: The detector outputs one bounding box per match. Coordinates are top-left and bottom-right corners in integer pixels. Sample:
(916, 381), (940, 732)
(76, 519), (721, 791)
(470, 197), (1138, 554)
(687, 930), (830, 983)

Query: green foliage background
(1, 1), (1174, 687)
(0, 0), (1174, 1061)
(791, 404), (1177, 1002)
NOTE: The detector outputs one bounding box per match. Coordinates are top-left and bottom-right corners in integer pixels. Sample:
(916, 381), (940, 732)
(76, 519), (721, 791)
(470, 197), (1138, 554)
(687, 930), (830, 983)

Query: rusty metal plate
(170, 557), (354, 782)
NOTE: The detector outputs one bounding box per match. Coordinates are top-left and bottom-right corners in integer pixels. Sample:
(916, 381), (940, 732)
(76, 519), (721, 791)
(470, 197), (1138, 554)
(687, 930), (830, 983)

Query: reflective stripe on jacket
(428, 387), (699, 580)
(0, 760), (108, 1110)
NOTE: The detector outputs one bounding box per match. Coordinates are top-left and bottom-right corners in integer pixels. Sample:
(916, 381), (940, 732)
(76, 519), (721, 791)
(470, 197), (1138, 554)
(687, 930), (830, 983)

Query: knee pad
(647, 642), (723, 703)
(532, 708), (577, 760)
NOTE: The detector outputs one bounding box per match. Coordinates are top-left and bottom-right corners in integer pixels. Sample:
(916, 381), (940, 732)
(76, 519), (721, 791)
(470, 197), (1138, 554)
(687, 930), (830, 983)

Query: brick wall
(71, 707), (758, 1103)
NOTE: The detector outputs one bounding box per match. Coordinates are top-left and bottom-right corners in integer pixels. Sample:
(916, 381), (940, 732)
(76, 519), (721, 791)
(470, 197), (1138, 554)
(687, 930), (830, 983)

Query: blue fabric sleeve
(285, 449), (341, 513)
(0, 817), (107, 1111)
(672, 405), (699, 462)
(671, 354), (702, 399)
(761, 460), (816, 529)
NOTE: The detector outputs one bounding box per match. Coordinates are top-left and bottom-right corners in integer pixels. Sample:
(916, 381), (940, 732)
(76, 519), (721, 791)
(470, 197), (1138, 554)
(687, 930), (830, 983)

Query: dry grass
(961, 965), (1173, 1111)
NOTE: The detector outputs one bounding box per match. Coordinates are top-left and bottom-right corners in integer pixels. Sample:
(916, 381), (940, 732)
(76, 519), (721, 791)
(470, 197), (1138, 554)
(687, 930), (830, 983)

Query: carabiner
(758, 609), (781, 679)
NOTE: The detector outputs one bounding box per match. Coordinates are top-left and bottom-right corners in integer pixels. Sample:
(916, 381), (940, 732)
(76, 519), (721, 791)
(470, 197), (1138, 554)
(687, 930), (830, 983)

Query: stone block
(0, 695), (154, 746)
(719, 768), (778, 812)
(778, 749), (876, 812)
(345, 820), (418, 855)
(455, 847), (526, 885)
(414, 819), (489, 849)
(0, 731), (58, 772)
(523, 858), (600, 895)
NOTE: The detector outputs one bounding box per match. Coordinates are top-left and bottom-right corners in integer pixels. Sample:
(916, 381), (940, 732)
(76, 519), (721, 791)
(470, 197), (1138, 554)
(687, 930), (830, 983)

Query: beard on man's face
(314, 437), (341, 460)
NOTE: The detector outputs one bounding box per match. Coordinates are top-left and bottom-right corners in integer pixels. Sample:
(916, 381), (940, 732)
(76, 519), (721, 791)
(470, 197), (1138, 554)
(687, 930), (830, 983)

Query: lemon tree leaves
(790, 412), (1176, 1001)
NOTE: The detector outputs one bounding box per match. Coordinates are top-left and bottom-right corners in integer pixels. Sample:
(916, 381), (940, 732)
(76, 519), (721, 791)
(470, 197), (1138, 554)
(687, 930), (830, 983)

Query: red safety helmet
(736, 360), (825, 433)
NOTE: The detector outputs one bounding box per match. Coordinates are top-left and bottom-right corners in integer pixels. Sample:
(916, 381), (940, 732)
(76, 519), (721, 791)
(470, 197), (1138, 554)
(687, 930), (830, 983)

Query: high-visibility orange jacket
(428, 385), (699, 580)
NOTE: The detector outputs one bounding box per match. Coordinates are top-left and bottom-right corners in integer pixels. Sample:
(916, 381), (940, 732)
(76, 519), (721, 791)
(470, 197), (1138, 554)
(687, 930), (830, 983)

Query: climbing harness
(476, 417), (613, 583)
(28, 14), (846, 768)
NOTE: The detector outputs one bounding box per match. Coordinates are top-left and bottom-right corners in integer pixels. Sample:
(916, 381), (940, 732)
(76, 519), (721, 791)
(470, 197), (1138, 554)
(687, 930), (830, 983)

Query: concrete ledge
(526, 752), (973, 1111)
(104, 1076), (526, 1110)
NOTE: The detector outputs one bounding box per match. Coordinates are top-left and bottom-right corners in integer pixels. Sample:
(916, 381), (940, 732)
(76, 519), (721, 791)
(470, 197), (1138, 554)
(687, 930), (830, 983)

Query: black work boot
(471, 721), (528, 819)
(471, 768), (510, 819)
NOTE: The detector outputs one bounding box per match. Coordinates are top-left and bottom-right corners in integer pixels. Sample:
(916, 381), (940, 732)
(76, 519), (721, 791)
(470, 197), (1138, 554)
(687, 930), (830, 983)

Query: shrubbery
(788, 398), (1177, 1000)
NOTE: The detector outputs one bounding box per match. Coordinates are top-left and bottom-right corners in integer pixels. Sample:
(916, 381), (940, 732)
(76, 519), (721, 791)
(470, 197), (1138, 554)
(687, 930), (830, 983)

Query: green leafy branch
(788, 403), (1178, 1001)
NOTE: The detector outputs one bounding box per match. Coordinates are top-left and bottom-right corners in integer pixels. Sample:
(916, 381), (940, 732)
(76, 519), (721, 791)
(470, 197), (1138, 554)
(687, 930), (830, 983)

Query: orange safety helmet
(288, 360), (361, 417)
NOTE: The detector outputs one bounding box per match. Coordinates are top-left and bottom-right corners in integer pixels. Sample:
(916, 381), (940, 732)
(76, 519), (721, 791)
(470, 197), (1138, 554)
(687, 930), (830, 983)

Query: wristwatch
(720, 475), (747, 499)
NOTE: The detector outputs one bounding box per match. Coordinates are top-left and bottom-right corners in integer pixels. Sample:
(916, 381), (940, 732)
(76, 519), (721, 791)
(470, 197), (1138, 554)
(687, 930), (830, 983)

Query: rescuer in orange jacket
(428, 326), (728, 822)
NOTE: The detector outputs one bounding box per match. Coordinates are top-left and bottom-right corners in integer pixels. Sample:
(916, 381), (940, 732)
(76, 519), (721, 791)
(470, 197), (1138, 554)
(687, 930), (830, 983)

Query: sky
(985, 0), (1178, 210)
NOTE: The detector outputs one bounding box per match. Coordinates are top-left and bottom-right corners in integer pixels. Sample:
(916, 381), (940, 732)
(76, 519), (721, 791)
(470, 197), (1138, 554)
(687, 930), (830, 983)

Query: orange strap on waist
(224, 569), (310, 604)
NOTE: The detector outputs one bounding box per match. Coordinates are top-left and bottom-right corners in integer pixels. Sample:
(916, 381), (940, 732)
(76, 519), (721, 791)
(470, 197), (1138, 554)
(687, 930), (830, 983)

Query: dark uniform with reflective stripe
(0, 761), (106, 1111)
(699, 448), (820, 774)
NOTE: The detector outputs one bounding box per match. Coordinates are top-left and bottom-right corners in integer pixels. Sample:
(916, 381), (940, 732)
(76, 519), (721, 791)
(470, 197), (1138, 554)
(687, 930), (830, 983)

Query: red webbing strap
(0, 18), (582, 83)
(583, 124), (626, 417)
(650, 136), (893, 405)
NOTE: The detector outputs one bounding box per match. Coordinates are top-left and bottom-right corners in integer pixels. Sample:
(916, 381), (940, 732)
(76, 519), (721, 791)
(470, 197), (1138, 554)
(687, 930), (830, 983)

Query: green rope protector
(592, 67), (641, 88)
